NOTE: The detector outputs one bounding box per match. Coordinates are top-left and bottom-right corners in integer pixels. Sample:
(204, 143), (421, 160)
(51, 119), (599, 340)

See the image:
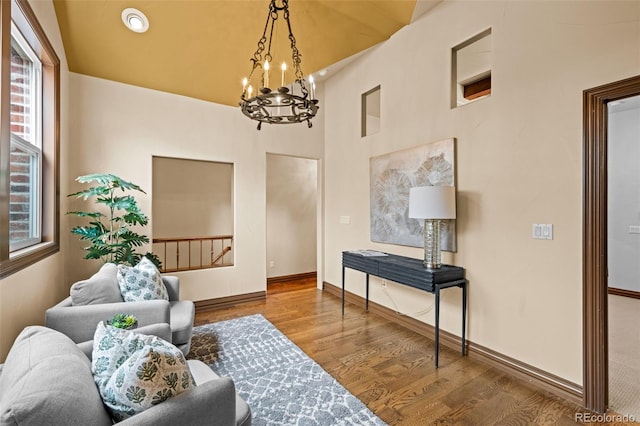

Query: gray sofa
(45, 263), (194, 355)
(0, 325), (251, 426)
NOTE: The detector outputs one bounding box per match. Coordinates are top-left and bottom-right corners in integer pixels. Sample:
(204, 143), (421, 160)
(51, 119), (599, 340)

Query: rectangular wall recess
(452, 28), (492, 108)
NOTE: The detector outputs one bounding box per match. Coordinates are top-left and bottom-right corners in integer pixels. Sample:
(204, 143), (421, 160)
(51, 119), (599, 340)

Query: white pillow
(117, 257), (169, 302)
(91, 322), (195, 421)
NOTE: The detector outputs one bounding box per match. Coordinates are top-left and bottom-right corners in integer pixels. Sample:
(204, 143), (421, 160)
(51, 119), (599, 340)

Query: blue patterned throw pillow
(91, 322), (195, 421)
(116, 257), (169, 302)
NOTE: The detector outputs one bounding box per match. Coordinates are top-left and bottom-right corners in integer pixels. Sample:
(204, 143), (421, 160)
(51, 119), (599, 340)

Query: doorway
(607, 94), (640, 417)
(265, 154), (319, 286)
(583, 75), (640, 413)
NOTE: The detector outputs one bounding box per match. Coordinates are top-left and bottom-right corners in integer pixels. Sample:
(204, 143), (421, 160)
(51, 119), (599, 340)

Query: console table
(341, 250), (467, 367)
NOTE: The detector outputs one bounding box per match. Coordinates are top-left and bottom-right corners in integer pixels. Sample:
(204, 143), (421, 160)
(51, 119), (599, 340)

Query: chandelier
(239, 0), (319, 130)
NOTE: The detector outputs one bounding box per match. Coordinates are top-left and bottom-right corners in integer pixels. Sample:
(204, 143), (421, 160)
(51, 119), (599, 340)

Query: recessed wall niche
(361, 85), (381, 137)
(451, 28), (492, 108)
(152, 156), (234, 271)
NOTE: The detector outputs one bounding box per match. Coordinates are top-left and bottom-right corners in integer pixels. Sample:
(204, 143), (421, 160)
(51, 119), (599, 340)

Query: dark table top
(342, 250), (465, 292)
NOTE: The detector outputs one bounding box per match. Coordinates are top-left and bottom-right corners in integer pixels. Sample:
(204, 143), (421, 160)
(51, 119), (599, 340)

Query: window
(10, 24), (42, 251)
(0, 0), (60, 278)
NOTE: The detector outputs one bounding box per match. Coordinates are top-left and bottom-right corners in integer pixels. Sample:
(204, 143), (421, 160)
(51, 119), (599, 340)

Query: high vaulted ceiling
(53, 0), (440, 107)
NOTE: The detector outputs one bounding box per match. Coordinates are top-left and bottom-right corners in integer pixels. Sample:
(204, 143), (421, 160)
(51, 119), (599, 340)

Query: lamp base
(423, 219), (442, 269)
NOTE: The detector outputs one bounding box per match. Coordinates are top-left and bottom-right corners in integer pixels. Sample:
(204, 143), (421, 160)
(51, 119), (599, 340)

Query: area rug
(188, 314), (386, 426)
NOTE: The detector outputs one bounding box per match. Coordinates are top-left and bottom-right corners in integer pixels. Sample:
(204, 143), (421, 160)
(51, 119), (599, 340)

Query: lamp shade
(408, 186), (456, 219)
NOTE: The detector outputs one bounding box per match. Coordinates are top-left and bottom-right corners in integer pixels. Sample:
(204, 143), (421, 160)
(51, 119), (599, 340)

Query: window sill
(1, 241), (59, 279)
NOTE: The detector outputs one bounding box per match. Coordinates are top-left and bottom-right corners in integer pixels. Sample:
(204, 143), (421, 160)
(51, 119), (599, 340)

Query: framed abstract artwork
(369, 138), (456, 251)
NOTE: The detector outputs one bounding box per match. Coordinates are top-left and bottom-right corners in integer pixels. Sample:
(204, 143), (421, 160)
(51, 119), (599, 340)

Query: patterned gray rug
(188, 314), (386, 426)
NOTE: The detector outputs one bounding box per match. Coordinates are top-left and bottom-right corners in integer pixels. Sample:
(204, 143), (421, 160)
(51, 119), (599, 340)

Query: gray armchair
(0, 324), (251, 426)
(45, 263), (194, 355)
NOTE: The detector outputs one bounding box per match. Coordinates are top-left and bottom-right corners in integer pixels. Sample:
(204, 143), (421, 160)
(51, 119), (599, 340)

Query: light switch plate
(533, 224), (553, 240)
(339, 215), (351, 225)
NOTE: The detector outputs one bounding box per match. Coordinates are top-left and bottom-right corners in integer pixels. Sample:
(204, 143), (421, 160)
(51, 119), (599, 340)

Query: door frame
(583, 75), (640, 413)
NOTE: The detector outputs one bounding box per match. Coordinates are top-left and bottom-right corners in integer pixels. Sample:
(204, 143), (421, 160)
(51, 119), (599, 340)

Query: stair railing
(152, 235), (233, 273)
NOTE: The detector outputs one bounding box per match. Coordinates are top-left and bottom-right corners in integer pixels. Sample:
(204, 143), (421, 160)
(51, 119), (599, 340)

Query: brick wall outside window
(9, 45), (34, 244)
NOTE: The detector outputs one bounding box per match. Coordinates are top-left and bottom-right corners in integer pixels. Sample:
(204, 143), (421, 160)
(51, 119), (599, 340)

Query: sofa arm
(162, 276), (180, 301)
(118, 377), (237, 426)
(45, 300), (170, 343)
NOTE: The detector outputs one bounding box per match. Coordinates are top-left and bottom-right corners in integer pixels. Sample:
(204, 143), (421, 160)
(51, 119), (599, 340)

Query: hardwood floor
(195, 279), (591, 425)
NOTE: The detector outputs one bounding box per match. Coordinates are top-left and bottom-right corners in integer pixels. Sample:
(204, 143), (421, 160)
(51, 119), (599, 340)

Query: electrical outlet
(269, 261), (275, 268)
(381, 281), (387, 289)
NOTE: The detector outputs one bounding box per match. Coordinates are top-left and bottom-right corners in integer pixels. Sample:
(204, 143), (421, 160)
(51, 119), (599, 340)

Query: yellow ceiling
(53, 0), (423, 107)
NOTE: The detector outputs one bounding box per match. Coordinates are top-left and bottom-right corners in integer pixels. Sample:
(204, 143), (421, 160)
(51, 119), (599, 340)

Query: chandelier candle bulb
(247, 85), (253, 99)
(281, 62), (286, 87)
(242, 77), (248, 97)
(264, 60), (270, 89)
(309, 75), (315, 99)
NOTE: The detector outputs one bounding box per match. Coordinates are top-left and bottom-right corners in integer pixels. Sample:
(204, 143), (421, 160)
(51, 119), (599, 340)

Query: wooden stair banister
(211, 246), (232, 266)
(152, 235), (233, 273)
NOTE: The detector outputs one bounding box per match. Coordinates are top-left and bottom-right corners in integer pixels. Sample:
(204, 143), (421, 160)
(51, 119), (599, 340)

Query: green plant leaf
(67, 186), (110, 200)
(85, 246), (112, 260)
(110, 195), (139, 211)
(144, 252), (163, 270)
(114, 246), (136, 266)
(119, 230), (150, 246)
(76, 173), (117, 185)
(76, 174), (146, 193)
(119, 212), (149, 226)
(66, 211), (105, 218)
(110, 176), (146, 193)
(71, 226), (104, 240)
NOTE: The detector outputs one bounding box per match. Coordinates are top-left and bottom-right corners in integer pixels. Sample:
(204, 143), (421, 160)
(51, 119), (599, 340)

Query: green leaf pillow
(91, 322), (195, 421)
(116, 257), (169, 302)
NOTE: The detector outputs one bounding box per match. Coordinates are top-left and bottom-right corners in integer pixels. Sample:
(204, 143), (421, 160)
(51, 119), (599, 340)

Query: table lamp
(408, 186), (457, 269)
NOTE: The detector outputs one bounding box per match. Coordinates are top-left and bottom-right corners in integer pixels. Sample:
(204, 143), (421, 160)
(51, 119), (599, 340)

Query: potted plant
(67, 173), (161, 268)
(107, 313), (138, 329)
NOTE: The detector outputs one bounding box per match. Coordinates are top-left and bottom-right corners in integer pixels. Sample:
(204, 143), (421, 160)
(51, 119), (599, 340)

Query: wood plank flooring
(195, 279), (593, 425)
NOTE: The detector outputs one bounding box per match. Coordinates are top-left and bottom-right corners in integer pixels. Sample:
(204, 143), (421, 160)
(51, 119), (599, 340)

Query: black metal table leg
(342, 265), (345, 316)
(365, 274), (369, 311)
(435, 284), (440, 368)
(461, 280), (467, 356)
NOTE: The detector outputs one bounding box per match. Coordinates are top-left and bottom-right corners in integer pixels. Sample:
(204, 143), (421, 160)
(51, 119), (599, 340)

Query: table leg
(342, 265), (345, 316)
(435, 284), (440, 368)
(462, 280), (467, 356)
(365, 274), (369, 311)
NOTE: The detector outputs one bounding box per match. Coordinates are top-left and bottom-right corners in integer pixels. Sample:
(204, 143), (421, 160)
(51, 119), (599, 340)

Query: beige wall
(66, 73), (324, 302)
(0, 0), (70, 361)
(153, 157), (234, 239)
(323, 0), (640, 386)
(266, 154), (318, 278)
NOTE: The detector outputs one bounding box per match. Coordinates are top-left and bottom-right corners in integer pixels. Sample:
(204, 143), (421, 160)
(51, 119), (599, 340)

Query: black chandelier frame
(239, 0), (319, 130)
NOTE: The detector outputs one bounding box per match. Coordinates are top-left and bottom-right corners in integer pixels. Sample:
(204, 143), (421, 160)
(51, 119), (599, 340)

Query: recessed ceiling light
(121, 8), (149, 33)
